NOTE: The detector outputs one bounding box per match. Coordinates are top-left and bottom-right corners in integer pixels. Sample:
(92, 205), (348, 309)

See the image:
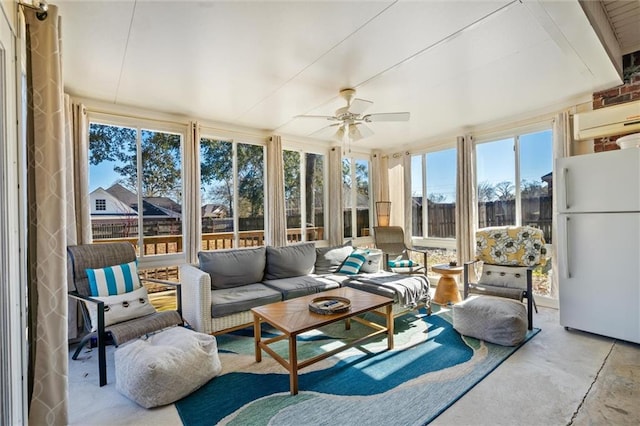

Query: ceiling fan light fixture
(295, 88), (410, 143)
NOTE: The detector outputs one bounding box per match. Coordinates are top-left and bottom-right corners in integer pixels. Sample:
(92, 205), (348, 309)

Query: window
(88, 121), (185, 261)
(342, 157), (371, 238)
(283, 150), (325, 242)
(199, 137), (266, 249)
(411, 148), (457, 239)
(476, 130), (552, 242)
(476, 128), (553, 297)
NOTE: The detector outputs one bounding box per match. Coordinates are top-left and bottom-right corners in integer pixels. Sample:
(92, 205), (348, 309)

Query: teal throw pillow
(86, 260), (141, 296)
(338, 250), (368, 275)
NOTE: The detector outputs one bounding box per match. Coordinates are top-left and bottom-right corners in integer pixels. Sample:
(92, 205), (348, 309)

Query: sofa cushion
(314, 243), (353, 275)
(262, 275), (341, 300)
(199, 247), (266, 289)
(211, 283), (282, 318)
(265, 242), (316, 280)
(359, 249), (383, 273)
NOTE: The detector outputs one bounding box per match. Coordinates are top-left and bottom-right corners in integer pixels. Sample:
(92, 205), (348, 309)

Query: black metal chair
(67, 242), (183, 386)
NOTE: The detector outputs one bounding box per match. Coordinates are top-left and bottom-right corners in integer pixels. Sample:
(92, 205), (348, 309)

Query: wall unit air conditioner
(574, 100), (640, 140)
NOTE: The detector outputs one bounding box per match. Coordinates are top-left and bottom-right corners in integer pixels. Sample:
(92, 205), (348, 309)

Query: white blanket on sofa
(346, 272), (430, 308)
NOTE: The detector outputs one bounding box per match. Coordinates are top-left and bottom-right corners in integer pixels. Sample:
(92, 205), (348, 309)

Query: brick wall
(592, 51), (640, 152)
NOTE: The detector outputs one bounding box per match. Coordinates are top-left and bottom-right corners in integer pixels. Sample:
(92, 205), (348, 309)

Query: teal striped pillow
(338, 250), (367, 275)
(388, 259), (415, 268)
(86, 261), (141, 296)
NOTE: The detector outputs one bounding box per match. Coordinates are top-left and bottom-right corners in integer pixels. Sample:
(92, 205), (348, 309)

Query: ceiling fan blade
(363, 112), (410, 122)
(348, 98), (373, 115)
(309, 123), (341, 138)
(295, 114), (339, 121)
(349, 123), (374, 141)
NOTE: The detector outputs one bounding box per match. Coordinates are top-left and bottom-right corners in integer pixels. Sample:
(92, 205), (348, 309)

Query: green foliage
(89, 123), (182, 198)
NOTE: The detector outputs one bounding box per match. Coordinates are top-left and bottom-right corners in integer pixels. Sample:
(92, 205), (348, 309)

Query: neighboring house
(202, 203), (226, 219)
(90, 187), (137, 220)
(90, 184), (182, 238)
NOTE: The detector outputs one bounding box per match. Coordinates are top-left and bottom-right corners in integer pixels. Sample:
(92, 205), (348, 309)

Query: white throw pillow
(87, 286), (156, 331)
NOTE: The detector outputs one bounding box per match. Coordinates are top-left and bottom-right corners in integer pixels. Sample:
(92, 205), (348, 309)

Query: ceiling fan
(295, 88), (410, 142)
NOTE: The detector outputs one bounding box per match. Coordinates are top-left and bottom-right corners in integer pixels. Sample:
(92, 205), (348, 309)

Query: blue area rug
(175, 306), (539, 426)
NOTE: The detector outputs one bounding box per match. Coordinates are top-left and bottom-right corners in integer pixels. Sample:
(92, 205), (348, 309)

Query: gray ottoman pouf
(452, 295), (527, 346)
(115, 326), (222, 408)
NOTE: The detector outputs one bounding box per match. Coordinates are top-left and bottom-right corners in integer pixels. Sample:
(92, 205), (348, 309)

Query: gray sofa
(179, 242), (430, 334)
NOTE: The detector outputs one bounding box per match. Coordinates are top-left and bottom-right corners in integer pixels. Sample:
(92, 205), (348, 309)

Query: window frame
(410, 144), (458, 249)
(342, 152), (373, 244)
(198, 130), (267, 249)
(474, 121), (553, 230)
(282, 146), (328, 244)
(87, 112), (189, 269)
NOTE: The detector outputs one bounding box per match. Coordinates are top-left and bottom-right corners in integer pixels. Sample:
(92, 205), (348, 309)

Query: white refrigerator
(556, 148), (640, 344)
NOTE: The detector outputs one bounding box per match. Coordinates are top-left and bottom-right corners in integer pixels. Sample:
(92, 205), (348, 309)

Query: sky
(91, 130), (553, 202)
(411, 129), (553, 202)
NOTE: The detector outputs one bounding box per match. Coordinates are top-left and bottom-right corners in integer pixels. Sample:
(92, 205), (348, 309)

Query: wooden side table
(431, 264), (463, 305)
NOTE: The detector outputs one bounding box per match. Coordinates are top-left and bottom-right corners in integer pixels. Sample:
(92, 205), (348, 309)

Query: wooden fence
(412, 196), (553, 242)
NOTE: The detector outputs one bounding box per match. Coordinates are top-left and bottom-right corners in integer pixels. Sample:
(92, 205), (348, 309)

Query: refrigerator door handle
(564, 216), (571, 279)
(563, 167), (569, 210)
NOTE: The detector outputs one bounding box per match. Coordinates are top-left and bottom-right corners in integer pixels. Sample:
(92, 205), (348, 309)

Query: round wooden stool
(431, 264), (463, 305)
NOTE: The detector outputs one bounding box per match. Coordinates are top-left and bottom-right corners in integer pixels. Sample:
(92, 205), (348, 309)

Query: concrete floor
(68, 306), (639, 425)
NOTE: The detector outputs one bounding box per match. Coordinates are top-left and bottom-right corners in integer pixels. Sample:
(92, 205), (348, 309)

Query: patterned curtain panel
(266, 135), (286, 247)
(455, 135), (477, 265)
(25, 6), (69, 425)
(327, 146), (343, 245)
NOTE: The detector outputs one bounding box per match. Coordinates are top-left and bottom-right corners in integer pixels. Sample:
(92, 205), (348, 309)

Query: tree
(305, 153), (323, 228)
(237, 143), (264, 218)
(520, 179), (545, 198)
(477, 181), (495, 202)
(283, 150), (301, 210)
(494, 181), (515, 201)
(427, 193), (446, 203)
(89, 124), (181, 198)
(200, 139), (233, 215)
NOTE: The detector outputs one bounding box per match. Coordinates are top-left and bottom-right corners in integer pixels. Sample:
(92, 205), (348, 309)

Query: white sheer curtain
(185, 121), (200, 261)
(455, 135), (477, 264)
(551, 111), (572, 299)
(24, 5), (69, 424)
(371, 150), (389, 208)
(327, 146), (343, 245)
(65, 96), (91, 341)
(266, 135), (286, 246)
(387, 151), (411, 246)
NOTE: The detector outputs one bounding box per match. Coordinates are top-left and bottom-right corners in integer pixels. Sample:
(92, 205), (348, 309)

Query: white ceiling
(57, 0), (630, 150)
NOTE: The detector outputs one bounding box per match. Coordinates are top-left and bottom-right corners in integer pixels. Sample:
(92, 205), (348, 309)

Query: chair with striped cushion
(373, 226), (427, 275)
(68, 242), (183, 386)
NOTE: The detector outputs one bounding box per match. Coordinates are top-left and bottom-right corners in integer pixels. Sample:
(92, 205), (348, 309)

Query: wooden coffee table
(251, 287), (394, 395)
